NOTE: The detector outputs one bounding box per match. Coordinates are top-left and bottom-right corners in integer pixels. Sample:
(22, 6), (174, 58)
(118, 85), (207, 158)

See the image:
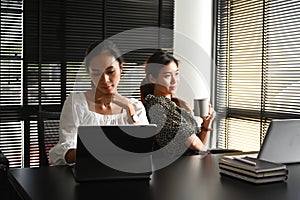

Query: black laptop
(72, 125), (157, 182)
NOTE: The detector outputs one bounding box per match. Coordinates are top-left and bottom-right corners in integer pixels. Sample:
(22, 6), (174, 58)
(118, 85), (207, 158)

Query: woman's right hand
(65, 148), (76, 164)
(96, 92), (129, 109)
(97, 92), (138, 124)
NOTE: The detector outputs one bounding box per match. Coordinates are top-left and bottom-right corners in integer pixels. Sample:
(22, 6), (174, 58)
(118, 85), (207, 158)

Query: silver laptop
(257, 119), (300, 164)
(73, 124), (157, 182)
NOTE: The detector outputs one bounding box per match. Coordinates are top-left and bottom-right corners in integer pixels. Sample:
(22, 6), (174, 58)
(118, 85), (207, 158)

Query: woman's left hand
(201, 104), (216, 131)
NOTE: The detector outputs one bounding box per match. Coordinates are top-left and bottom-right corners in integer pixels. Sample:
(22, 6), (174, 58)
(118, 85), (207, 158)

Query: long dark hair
(140, 49), (179, 103)
(84, 40), (124, 72)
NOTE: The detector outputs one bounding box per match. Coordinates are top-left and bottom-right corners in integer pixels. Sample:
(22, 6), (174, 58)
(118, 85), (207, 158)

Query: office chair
(38, 111), (61, 166)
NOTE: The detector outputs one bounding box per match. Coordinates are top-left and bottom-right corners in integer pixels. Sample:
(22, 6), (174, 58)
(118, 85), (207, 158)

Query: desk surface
(8, 154), (300, 200)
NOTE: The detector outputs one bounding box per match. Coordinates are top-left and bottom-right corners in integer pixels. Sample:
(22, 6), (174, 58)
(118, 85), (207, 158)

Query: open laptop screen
(258, 119), (300, 164)
(73, 124), (157, 182)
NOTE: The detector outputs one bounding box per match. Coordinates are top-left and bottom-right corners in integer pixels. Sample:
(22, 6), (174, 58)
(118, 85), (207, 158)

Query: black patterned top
(144, 94), (201, 155)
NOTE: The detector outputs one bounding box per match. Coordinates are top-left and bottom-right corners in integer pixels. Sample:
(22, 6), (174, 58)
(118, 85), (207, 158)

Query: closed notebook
(219, 156), (287, 173)
(219, 168), (288, 184)
(219, 163), (288, 178)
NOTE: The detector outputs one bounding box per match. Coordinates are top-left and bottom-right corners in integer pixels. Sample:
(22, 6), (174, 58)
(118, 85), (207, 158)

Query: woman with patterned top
(140, 49), (215, 156)
(49, 40), (149, 165)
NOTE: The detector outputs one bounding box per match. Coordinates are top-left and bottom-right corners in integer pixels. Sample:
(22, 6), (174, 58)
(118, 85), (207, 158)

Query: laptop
(72, 124), (157, 182)
(257, 119), (300, 164)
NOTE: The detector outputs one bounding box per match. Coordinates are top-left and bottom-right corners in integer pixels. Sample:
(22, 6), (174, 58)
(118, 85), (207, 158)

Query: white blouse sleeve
(49, 92), (82, 165)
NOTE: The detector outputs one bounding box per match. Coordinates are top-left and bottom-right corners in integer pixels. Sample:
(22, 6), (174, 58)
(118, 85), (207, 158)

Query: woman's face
(150, 61), (179, 98)
(88, 52), (122, 94)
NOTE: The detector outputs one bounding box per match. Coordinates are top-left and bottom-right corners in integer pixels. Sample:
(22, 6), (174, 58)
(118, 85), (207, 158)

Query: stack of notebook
(219, 155), (288, 184)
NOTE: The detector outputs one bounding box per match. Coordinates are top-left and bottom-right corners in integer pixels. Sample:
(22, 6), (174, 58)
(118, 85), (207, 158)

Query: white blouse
(49, 92), (149, 165)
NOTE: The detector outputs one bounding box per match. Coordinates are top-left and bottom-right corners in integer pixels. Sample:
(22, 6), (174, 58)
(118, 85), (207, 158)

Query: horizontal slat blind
(0, 0), (175, 167)
(64, 0), (104, 62)
(216, 0), (300, 151)
(66, 62), (90, 95)
(159, 0), (174, 48)
(0, 1), (22, 106)
(0, 120), (23, 167)
(67, 63), (147, 100)
(265, 0), (300, 117)
(27, 63), (62, 105)
(106, 0), (160, 64)
(29, 121), (39, 167)
(40, 0), (64, 62)
(216, 0), (265, 151)
(24, 0), (105, 167)
(0, 0), (23, 167)
(105, 0), (174, 101)
(118, 64), (146, 100)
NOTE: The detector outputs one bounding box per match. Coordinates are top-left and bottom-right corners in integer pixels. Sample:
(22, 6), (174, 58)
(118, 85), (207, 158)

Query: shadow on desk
(219, 175), (288, 200)
(183, 148), (243, 156)
(74, 178), (151, 199)
(8, 165), (152, 200)
(0, 175), (10, 200)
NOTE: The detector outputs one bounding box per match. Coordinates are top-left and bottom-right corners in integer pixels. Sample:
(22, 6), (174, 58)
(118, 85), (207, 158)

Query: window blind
(0, 0), (174, 167)
(0, 0), (23, 168)
(215, 0), (300, 151)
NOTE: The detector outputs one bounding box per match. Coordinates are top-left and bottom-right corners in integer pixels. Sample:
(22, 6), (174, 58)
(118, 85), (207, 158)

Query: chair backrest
(38, 111), (61, 166)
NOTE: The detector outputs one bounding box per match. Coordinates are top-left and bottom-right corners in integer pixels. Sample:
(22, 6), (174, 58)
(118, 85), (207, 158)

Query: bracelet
(201, 126), (213, 132)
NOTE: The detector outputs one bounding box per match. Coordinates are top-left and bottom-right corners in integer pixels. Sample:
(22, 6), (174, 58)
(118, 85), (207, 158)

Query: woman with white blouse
(49, 40), (149, 165)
